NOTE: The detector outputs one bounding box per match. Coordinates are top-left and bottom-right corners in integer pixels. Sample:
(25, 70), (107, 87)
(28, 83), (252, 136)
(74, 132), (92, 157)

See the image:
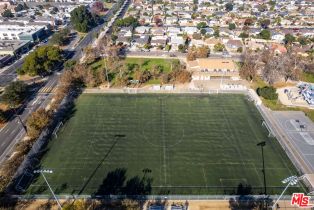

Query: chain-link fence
(11, 194), (293, 201)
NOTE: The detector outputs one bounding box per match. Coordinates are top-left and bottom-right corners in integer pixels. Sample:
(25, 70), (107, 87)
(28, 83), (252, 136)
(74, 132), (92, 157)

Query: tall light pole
(34, 169), (62, 210)
(272, 176), (299, 210)
(257, 141), (267, 195)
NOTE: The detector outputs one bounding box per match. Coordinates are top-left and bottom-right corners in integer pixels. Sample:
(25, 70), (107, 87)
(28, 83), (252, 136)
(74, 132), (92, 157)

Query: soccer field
(26, 94), (302, 195)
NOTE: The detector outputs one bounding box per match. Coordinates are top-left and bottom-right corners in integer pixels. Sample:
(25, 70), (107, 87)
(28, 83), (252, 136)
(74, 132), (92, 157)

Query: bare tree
(262, 53), (285, 85)
(239, 50), (259, 81)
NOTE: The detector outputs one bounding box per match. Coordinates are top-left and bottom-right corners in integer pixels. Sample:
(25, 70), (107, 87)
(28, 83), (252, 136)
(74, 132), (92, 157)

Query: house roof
(204, 38), (221, 45)
(270, 43), (287, 54)
(226, 39), (243, 48)
(188, 58), (238, 70)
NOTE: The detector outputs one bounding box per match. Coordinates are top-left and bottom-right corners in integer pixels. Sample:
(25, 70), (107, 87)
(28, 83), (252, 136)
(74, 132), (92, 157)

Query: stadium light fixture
(272, 176), (300, 210)
(33, 169), (62, 209)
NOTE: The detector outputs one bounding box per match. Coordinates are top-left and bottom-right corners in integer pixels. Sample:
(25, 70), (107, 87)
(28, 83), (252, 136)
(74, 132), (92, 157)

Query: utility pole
(34, 169), (62, 210)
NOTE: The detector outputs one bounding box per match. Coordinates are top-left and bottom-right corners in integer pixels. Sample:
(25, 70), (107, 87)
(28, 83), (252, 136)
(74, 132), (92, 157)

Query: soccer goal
(125, 88), (138, 94)
(262, 120), (275, 137)
(53, 121), (64, 139)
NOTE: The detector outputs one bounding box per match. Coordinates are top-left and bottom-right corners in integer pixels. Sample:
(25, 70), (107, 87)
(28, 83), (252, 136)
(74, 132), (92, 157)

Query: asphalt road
(0, 0), (129, 165)
(127, 51), (242, 61)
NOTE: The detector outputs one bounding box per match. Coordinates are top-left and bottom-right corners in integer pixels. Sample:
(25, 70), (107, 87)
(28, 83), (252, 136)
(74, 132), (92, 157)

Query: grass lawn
(89, 58), (180, 74)
(125, 57), (180, 73)
(301, 72), (314, 83)
(25, 94), (302, 196)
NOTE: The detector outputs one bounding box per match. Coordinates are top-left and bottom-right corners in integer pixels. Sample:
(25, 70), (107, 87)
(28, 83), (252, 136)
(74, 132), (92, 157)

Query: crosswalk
(38, 86), (57, 94)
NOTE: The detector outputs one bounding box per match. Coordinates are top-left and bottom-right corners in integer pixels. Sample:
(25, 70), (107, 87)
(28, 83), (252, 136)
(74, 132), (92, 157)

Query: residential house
(167, 27), (182, 36)
(150, 35), (167, 47)
(132, 35), (150, 48)
(182, 26), (198, 35)
(271, 32), (285, 42)
(225, 39), (243, 52)
(204, 38), (222, 51)
(151, 27), (166, 36)
(190, 39), (205, 47)
(134, 26), (150, 34)
(246, 40), (265, 51)
(169, 35), (185, 51)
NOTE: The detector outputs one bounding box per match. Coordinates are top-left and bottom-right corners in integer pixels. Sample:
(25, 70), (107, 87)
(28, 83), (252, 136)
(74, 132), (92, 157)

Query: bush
(257, 86), (278, 100)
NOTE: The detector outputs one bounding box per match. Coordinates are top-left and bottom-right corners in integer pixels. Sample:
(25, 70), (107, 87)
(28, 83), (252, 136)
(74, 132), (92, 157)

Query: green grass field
(125, 58), (179, 73)
(26, 94), (302, 196)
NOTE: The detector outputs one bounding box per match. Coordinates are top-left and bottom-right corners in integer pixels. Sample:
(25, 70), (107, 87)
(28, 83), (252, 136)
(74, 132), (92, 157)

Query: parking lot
(273, 111), (314, 173)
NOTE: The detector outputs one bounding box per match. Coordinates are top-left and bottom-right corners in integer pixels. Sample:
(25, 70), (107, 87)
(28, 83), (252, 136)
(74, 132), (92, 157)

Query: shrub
(257, 86), (278, 100)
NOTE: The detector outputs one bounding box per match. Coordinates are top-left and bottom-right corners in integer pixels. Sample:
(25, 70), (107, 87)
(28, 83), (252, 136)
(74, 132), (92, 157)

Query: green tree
(64, 60), (77, 70)
(259, 29), (271, 40)
(259, 19), (271, 29)
(165, 44), (171, 51)
(49, 29), (70, 46)
(239, 32), (249, 39)
(1, 9), (13, 18)
(178, 44), (187, 53)
(228, 23), (236, 30)
(214, 43), (225, 52)
(14, 3), (28, 12)
(200, 28), (207, 35)
(213, 27), (220, 38)
(1, 81), (27, 107)
(115, 16), (139, 27)
(225, 3), (233, 11)
(70, 6), (97, 33)
(20, 46), (62, 76)
(196, 22), (208, 30)
(298, 36), (309, 46)
(284, 34), (296, 45)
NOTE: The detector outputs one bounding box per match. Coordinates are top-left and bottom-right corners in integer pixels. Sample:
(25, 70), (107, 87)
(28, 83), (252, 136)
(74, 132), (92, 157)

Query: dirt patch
(7, 199), (299, 210)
